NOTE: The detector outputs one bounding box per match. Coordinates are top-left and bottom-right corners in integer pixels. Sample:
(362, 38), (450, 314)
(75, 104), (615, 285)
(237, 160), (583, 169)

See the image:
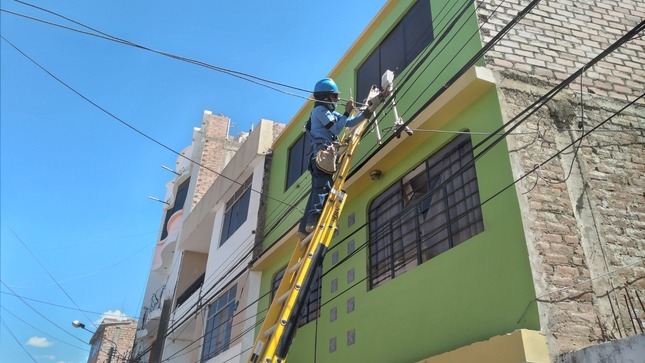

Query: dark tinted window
(357, 0), (433, 100)
(161, 178), (190, 240)
(286, 133), (312, 189)
(221, 176), (253, 244)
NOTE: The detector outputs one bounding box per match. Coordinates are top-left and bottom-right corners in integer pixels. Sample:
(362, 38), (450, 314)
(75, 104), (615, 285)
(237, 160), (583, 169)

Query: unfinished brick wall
(89, 319), (137, 363)
(192, 113), (242, 208)
(475, 0), (644, 358)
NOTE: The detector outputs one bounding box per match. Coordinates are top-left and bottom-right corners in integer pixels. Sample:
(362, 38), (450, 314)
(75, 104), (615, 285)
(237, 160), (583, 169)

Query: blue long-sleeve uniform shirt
(308, 105), (365, 154)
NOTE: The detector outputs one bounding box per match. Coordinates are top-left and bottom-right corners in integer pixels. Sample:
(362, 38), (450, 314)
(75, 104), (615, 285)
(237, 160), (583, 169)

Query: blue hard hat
(314, 78), (339, 94)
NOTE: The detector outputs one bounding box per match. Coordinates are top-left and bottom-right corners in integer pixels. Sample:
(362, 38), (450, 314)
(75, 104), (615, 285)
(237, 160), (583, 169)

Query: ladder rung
(276, 289), (292, 304)
(300, 233), (313, 249)
(288, 259), (303, 274)
(262, 324), (277, 339)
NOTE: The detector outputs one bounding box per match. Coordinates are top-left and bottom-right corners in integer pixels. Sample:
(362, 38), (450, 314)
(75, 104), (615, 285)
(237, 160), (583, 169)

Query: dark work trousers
(299, 156), (333, 234)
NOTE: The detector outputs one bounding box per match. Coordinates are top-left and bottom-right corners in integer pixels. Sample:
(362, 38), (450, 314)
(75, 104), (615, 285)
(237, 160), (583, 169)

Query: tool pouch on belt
(315, 144), (338, 174)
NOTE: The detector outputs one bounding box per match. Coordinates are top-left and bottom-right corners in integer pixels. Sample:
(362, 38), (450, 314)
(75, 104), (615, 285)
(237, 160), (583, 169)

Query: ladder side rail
(274, 192), (347, 359)
(250, 240), (309, 362)
(250, 113), (371, 363)
(263, 189), (341, 362)
(271, 118), (369, 361)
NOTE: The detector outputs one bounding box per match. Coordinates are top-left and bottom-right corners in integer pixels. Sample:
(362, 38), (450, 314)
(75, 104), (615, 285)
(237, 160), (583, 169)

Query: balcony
(176, 273), (205, 308)
(152, 209), (184, 273)
(137, 285), (165, 339)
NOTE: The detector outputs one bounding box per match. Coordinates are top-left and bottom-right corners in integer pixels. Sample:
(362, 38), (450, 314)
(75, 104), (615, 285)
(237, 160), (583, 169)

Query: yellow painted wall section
(415, 330), (550, 363)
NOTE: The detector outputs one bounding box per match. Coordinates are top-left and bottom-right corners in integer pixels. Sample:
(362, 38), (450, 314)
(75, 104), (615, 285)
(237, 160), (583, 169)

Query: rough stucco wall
(555, 333), (645, 363)
(474, 0), (645, 358)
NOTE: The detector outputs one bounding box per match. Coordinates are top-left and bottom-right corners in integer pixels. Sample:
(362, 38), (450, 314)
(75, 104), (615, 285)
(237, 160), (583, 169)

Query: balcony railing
(176, 273), (205, 308)
(138, 285), (165, 330)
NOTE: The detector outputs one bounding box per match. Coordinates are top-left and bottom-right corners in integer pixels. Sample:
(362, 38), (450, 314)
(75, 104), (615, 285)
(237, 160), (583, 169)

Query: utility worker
(297, 78), (382, 239)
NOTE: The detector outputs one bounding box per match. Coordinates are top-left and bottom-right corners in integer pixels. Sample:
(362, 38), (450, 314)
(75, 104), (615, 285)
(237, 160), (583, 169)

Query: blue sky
(0, 1), (385, 362)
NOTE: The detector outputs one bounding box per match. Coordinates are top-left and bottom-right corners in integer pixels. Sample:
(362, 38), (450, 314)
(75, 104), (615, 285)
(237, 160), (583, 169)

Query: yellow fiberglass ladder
(249, 71), (404, 363)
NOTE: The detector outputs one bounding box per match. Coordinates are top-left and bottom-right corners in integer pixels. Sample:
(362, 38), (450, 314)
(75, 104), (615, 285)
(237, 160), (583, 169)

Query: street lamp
(72, 320), (130, 363)
(72, 320), (87, 330)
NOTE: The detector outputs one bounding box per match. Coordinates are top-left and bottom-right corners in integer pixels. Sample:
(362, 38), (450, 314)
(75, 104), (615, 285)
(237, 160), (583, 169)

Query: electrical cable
(142, 16), (645, 363)
(470, 21), (644, 153)
(363, 0), (542, 142)
(361, 0), (488, 132)
(0, 35), (303, 216)
(166, 234), (257, 341)
(345, 0), (510, 177)
(5, 224), (98, 328)
(0, 280), (89, 344)
(151, 18), (645, 363)
(350, 20), (645, 215)
(0, 305), (90, 351)
(0, 290), (129, 317)
(0, 317), (39, 363)
(3, 2), (314, 97)
(1, 0), (493, 267)
(532, 67), (589, 187)
(155, 198), (437, 363)
(48, 230), (157, 251)
(257, 0), (488, 246)
(42, 243), (154, 287)
(3, 0), (632, 358)
(141, 95), (643, 360)
(389, 0), (506, 121)
(2, 0), (488, 264)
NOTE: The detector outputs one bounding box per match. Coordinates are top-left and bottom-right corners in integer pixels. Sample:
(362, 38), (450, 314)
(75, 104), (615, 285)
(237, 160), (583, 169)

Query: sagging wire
(147, 89), (643, 360)
(150, 3), (520, 356)
(0, 35), (304, 216)
(5, 1), (314, 97)
(522, 66), (588, 194)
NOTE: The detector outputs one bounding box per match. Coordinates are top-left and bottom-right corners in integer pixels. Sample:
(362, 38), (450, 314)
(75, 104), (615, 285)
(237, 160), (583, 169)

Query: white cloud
(26, 337), (54, 347)
(95, 310), (129, 324)
(36, 355), (55, 360)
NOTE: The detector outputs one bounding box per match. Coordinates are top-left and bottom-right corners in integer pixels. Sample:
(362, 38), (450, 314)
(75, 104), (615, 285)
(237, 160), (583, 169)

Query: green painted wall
(254, 1), (539, 362)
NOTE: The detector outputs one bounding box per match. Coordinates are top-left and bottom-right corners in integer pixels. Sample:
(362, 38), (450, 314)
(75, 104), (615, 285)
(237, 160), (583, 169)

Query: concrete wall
(475, 0), (645, 357)
(555, 333), (645, 363)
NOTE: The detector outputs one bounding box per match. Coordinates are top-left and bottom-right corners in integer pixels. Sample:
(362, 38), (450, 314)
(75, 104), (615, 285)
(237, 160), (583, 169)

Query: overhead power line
(137, 88), (644, 362)
(5, 0), (640, 362)
(0, 290), (135, 317)
(3, 2), (314, 99)
(6, 224), (97, 328)
(0, 280), (88, 345)
(0, 35), (303, 215)
(0, 306), (90, 352)
(0, 318), (39, 363)
(135, 0), (592, 358)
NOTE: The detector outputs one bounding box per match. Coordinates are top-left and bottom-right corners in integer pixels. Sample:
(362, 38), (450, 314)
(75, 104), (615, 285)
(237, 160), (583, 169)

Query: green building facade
(251, 1), (545, 362)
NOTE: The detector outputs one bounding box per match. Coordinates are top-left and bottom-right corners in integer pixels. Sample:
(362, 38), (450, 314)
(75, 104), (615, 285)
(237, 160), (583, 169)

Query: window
(368, 133), (484, 289)
(286, 133), (311, 189)
(221, 176), (253, 244)
(89, 337), (101, 358)
(357, 0), (433, 100)
(271, 265), (321, 326)
(201, 285), (237, 362)
(161, 178), (190, 240)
